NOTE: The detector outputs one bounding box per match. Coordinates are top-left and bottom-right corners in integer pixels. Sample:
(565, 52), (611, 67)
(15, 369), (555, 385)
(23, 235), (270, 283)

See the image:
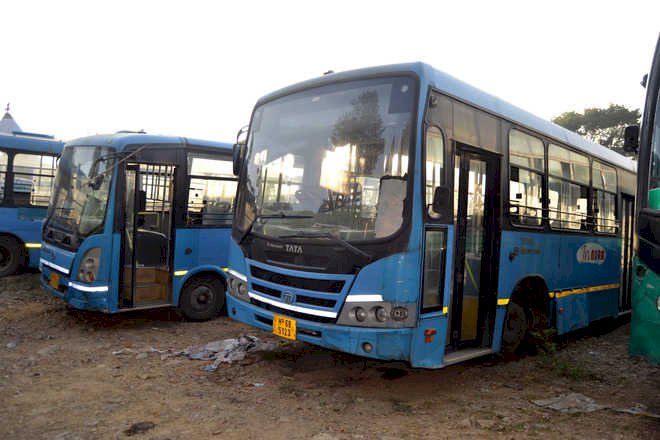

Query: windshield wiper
(257, 213), (315, 219)
(279, 231), (372, 261)
(237, 212), (315, 245)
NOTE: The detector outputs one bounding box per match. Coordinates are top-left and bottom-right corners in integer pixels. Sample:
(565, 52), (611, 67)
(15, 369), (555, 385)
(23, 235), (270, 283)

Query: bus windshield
(46, 146), (115, 247)
(239, 76), (416, 241)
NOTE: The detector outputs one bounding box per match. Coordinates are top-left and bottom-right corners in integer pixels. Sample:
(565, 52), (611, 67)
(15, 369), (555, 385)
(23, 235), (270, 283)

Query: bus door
(620, 194), (635, 312)
(450, 145), (500, 349)
(122, 162), (176, 308)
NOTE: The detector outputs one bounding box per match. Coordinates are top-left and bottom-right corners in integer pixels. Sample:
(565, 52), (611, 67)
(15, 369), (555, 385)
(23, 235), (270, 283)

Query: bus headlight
(338, 300), (416, 328)
(656, 295), (660, 312)
(78, 248), (101, 283)
(354, 307), (368, 322)
(227, 272), (249, 302)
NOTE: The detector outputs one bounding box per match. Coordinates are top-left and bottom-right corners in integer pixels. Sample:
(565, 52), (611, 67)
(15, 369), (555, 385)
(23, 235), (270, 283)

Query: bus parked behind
(0, 131), (63, 277)
(40, 133), (237, 320)
(226, 63), (636, 368)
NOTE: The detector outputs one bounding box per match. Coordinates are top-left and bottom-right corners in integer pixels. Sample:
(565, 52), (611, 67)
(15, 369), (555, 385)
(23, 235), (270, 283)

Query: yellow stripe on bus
(25, 243), (42, 249)
(497, 298), (510, 306)
(551, 283), (620, 299)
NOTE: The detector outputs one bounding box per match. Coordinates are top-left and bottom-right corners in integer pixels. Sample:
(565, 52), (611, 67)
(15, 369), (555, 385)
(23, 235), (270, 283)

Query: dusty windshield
(239, 76), (416, 241)
(46, 146), (115, 243)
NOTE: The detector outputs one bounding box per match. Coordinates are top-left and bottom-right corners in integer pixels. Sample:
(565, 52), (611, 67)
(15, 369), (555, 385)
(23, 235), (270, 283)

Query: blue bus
(0, 131), (63, 277)
(39, 133), (238, 320)
(225, 63), (637, 368)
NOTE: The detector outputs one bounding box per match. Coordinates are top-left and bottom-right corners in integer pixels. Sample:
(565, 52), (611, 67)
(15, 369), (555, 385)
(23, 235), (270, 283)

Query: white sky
(1, 0), (658, 143)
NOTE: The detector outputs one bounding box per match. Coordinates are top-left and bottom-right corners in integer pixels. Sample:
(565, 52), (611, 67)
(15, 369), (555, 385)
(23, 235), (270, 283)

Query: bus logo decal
(281, 292), (295, 304)
(285, 244), (303, 254)
(576, 243), (606, 265)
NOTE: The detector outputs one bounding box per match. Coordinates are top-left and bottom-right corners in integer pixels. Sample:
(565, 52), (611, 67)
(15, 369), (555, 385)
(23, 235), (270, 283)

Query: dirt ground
(0, 274), (658, 440)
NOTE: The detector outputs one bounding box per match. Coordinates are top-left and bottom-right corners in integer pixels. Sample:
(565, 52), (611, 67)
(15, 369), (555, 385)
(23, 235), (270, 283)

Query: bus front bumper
(226, 295), (413, 361)
(40, 268), (111, 312)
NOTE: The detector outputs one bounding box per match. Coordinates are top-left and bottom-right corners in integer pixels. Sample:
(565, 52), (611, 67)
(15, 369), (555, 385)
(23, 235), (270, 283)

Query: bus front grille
(250, 266), (344, 293)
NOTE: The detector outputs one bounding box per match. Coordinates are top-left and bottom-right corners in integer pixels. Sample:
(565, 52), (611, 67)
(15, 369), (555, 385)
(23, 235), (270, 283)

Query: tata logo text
(281, 292), (296, 304)
(285, 244), (303, 254)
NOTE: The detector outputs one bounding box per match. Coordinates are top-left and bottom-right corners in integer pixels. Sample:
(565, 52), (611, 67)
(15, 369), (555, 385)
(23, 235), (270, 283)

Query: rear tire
(0, 236), (23, 277)
(178, 275), (225, 321)
(501, 301), (527, 354)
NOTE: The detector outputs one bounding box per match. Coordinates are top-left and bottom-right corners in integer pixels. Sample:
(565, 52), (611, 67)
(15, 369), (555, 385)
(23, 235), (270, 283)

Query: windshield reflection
(239, 76), (415, 242)
(45, 146), (115, 248)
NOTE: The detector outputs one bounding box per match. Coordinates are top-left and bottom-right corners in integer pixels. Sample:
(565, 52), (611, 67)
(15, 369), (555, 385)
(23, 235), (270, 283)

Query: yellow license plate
(49, 272), (59, 289)
(273, 315), (296, 340)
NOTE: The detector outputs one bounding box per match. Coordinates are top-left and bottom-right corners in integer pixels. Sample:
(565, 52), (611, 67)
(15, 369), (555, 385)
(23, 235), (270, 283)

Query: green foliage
(552, 104), (640, 156)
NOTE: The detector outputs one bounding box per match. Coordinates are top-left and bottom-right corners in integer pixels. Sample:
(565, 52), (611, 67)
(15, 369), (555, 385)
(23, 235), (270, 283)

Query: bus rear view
(40, 133), (237, 320)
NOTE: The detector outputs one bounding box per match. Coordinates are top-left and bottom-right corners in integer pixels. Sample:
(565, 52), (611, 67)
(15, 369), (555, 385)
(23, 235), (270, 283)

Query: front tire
(178, 275), (225, 321)
(0, 236), (23, 277)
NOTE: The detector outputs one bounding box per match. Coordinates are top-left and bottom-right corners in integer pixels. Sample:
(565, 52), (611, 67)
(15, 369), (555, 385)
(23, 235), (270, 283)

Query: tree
(552, 104), (640, 156)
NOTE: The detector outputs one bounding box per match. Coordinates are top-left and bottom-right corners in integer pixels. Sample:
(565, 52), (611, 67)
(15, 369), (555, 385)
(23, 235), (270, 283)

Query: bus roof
(256, 62), (636, 173)
(65, 132), (233, 152)
(0, 131), (64, 154)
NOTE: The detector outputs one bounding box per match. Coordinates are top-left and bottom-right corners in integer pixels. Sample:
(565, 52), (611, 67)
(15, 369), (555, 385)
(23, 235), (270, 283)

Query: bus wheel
(178, 275), (225, 321)
(0, 236), (22, 277)
(501, 301), (527, 354)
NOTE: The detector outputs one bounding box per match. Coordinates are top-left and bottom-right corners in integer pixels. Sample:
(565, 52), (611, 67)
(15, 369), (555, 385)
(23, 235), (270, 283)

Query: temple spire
(0, 103), (23, 133)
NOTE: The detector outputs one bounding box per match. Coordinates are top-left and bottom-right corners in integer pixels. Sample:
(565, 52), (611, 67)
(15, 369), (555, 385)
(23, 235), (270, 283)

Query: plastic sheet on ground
(111, 335), (278, 372)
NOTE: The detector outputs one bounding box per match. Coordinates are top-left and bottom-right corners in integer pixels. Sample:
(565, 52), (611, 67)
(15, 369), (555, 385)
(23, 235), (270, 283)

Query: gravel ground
(1, 273), (658, 440)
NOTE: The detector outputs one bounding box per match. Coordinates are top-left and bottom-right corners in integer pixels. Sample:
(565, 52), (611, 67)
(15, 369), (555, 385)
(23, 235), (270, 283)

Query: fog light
(362, 342), (373, 353)
(391, 306), (408, 321)
(354, 307), (367, 322)
(374, 306), (388, 322)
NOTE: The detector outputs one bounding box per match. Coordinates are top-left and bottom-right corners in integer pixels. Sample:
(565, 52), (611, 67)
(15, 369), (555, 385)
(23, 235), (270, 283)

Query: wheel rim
(190, 285), (215, 312)
(0, 245), (12, 270)
(502, 302), (527, 349)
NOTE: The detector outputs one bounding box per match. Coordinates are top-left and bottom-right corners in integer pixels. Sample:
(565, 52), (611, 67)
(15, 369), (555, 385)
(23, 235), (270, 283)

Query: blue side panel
(0, 207), (48, 268)
(172, 228), (231, 304)
(498, 230), (622, 335)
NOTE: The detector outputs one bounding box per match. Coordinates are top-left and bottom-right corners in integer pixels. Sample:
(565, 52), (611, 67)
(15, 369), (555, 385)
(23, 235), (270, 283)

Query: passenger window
(425, 126), (444, 218)
(0, 151), (7, 201)
(592, 161), (617, 233)
(548, 144), (589, 230)
(186, 153), (238, 227)
(12, 153), (57, 207)
(509, 130), (544, 226)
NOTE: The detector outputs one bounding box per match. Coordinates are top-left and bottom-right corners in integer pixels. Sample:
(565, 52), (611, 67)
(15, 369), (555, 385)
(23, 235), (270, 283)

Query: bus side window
(508, 130), (544, 226)
(424, 125), (445, 218)
(0, 151), (7, 203)
(12, 153), (57, 207)
(548, 144), (589, 230)
(186, 153), (238, 227)
(592, 161), (617, 234)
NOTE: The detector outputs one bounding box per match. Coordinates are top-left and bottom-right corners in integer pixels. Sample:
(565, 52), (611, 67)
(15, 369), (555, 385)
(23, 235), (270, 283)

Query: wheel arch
(174, 266), (227, 307)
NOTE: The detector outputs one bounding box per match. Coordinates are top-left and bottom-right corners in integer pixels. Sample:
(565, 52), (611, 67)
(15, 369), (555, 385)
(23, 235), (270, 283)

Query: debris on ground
(124, 421), (155, 436)
(533, 393), (606, 413)
(533, 393), (660, 419)
(180, 335), (278, 372)
(111, 335), (278, 372)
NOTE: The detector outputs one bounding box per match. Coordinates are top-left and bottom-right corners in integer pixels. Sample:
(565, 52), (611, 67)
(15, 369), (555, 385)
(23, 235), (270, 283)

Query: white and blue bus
(226, 63), (637, 368)
(0, 131), (63, 277)
(39, 133), (238, 320)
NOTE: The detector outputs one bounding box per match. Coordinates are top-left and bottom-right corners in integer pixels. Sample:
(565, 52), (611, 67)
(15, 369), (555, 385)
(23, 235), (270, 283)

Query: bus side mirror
(233, 143), (243, 176)
(623, 125), (639, 154)
(432, 186), (450, 213)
